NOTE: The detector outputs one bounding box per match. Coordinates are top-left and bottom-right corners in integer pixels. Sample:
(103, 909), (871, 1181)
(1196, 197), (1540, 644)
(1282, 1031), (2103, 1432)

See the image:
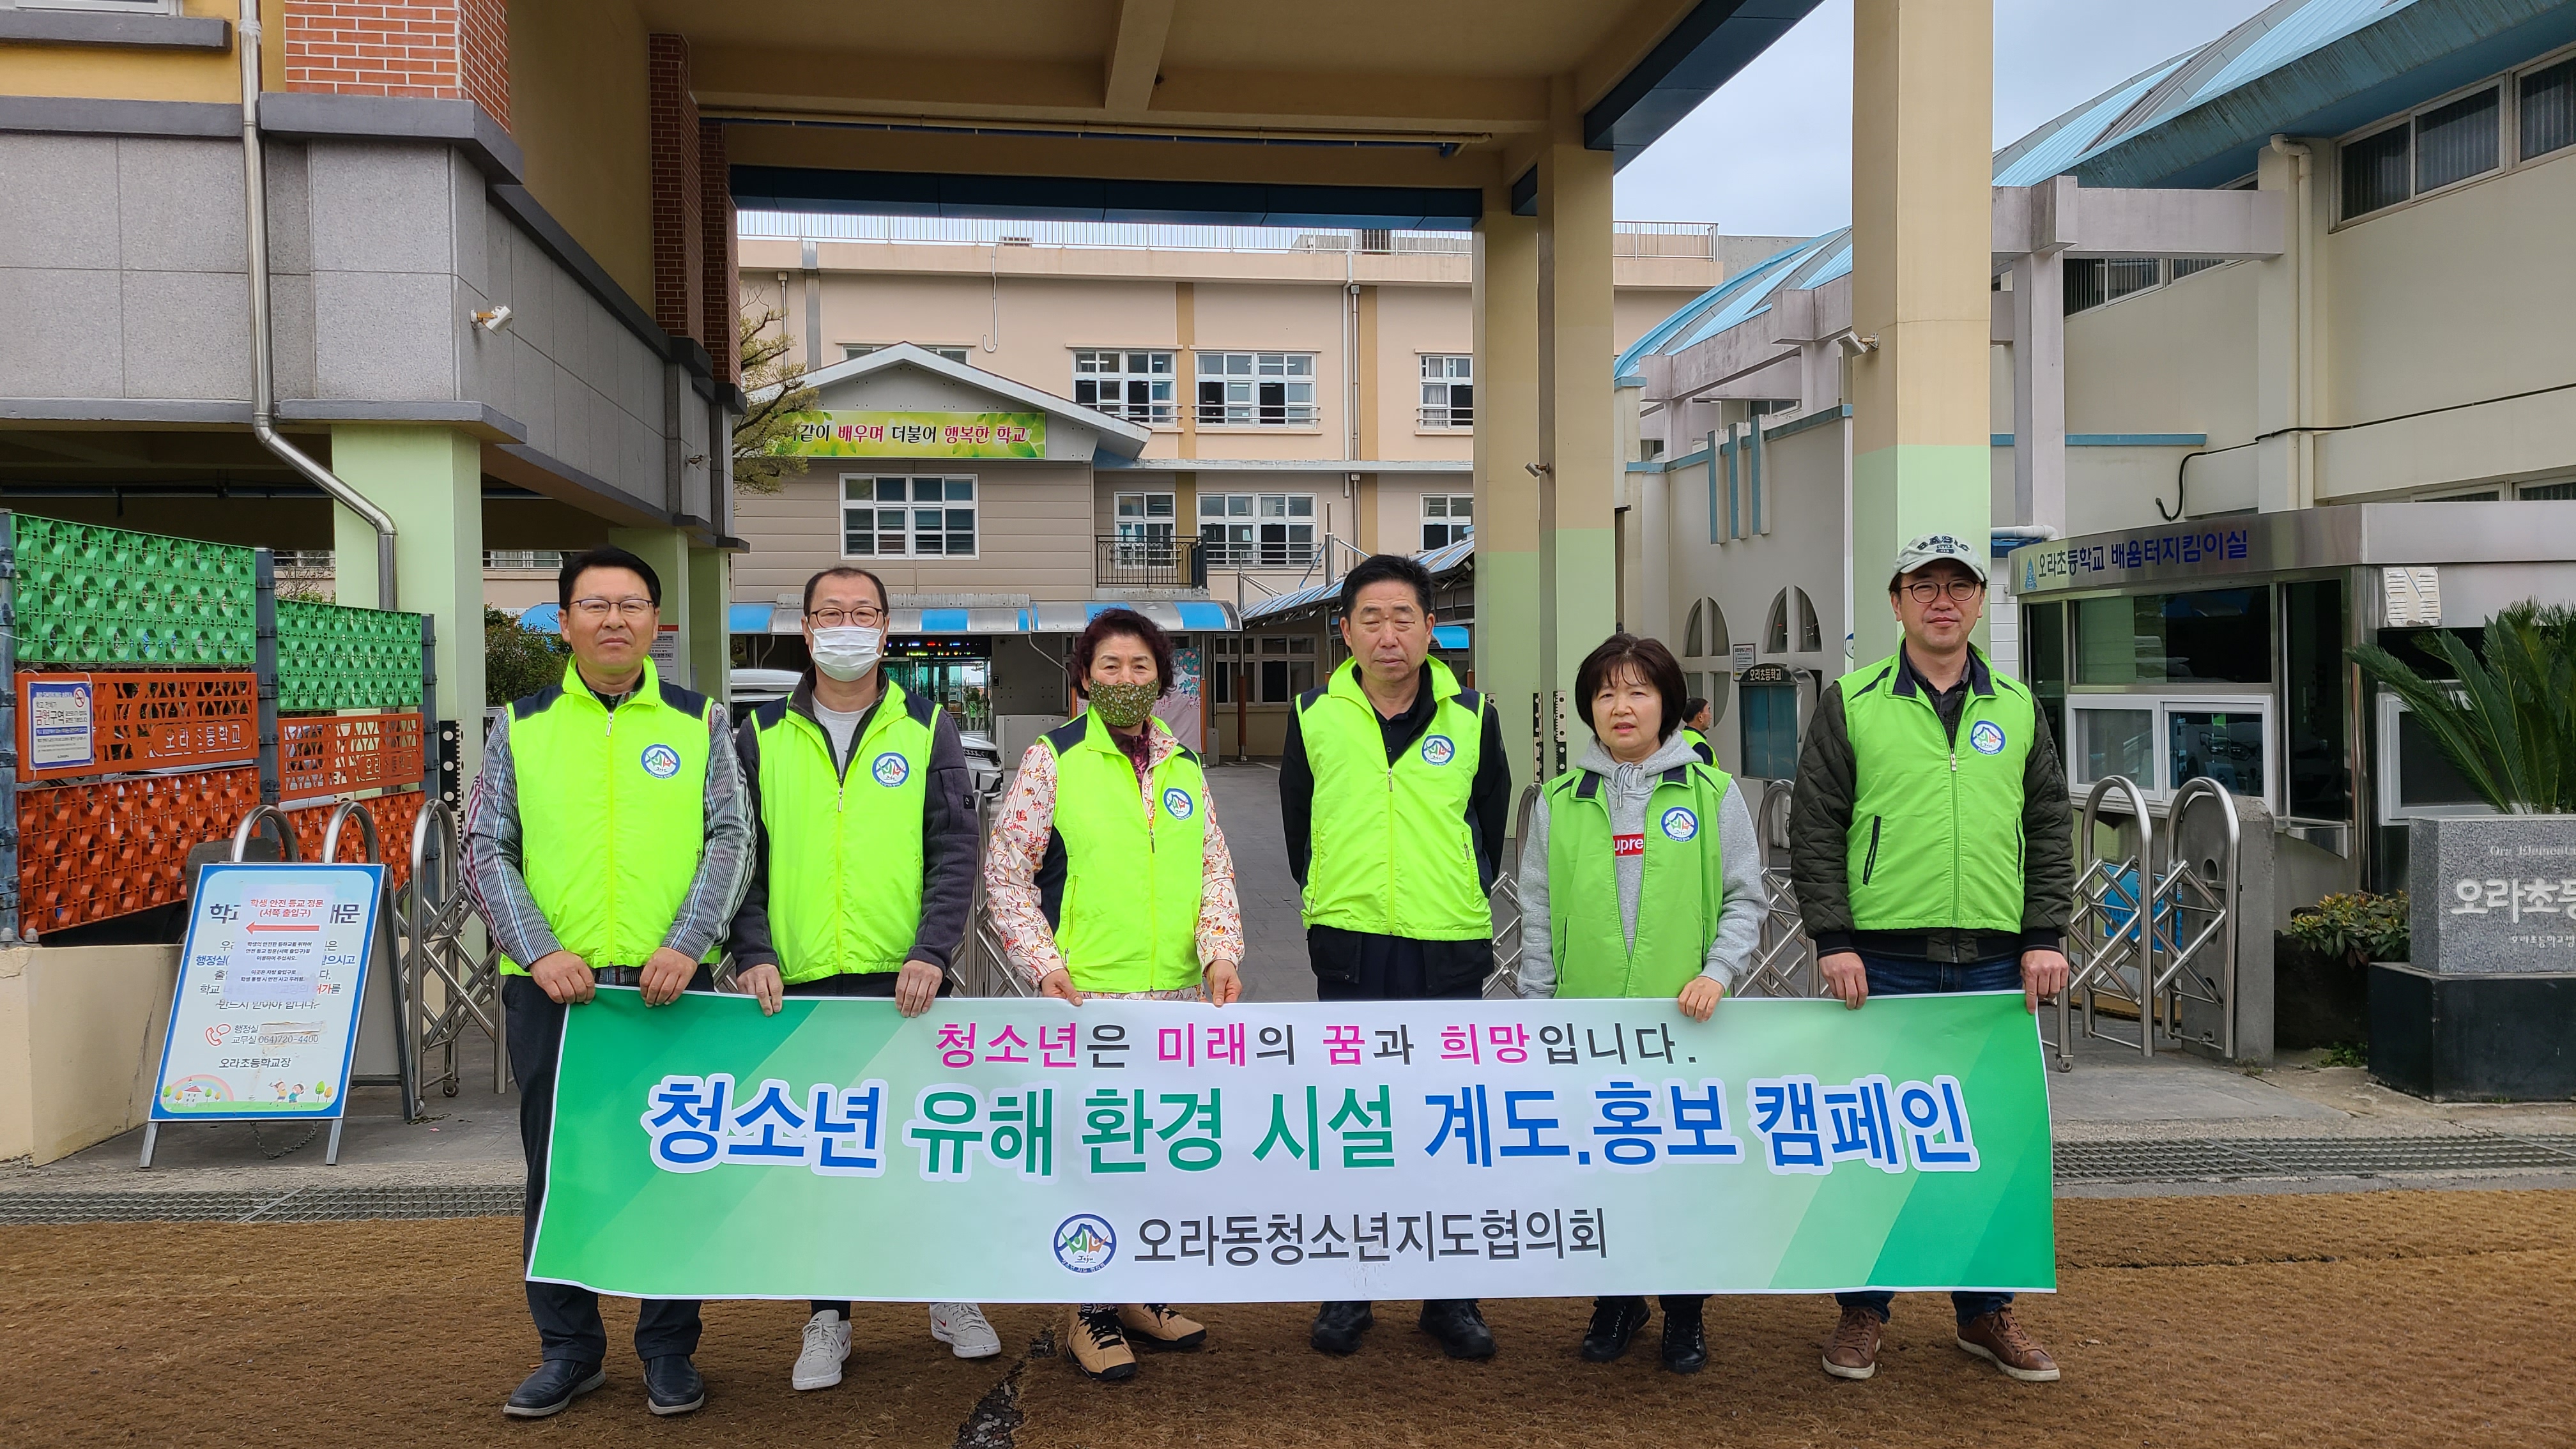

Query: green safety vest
(501, 657), (720, 974)
(1545, 758), (1735, 999)
(1294, 657), (1492, 940)
(1040, 710), (1207, 993)
(1682, 727), (1712, 759)
(1837, 649), (2035, 933)
(749, 680), (937, 983)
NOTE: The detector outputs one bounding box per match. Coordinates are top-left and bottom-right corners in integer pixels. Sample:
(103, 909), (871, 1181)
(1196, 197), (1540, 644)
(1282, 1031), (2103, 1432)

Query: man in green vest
(466, 546), (752, 1421)
(1680, 696), (1714, 765)
(1789, 533), (2072, 1387)
(1280, 553), (1510, 1362)
(725, 565), (1001, 1389)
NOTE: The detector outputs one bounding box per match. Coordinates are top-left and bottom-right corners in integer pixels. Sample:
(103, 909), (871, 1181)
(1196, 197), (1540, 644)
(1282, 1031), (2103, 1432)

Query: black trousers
(506, 970), (709, 1366)
(787, 968), (953, 1318)
(1310, 926), (1487, 1313)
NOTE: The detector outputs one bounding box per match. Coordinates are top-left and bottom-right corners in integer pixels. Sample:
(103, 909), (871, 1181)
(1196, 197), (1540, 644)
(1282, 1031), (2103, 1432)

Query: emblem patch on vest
(638, 743), (682, 779)
(1419, 733), (1457, 766)
(1660, 806), (1699, 841)
(1163, 786), (1195, 820)
(1054, 1213), (1117, 1273)
(872, 751), (910, 787)
(1968, 720), (2008, 756)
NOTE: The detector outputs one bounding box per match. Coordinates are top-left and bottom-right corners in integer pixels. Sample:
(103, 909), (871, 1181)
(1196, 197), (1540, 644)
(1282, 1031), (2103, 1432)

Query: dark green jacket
(1786, 646), (2073, 962)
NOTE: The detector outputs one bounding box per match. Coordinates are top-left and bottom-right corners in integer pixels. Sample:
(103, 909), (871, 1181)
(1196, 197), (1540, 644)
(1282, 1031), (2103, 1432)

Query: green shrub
(2351, 601), (2576, 813)
(2286, 891), (2410, 967)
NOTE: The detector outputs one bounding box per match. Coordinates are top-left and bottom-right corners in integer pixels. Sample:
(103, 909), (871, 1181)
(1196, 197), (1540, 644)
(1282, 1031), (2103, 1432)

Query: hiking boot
(1956, 1308), (2060, 1382)
(502, 1360), (604, 1418)
(791, 1310), (850, 1390)
(1579, 1296), (1651, 1362)
(1067, 1305), (1137, 1382)
(930, 1303), (1002, 1359)
(1660, 1301), (1708, 1375)
(1822, 1306), (1883, 1380)
(643, 1355), (705, 1416)
(1418, 1299), (1496, 1360)
(1310, 1300), (1374, 1354)
(1119, 1303), (1208, 1351)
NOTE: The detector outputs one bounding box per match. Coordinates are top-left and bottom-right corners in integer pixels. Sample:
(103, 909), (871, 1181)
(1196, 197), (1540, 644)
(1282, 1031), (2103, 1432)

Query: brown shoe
(1956, 1309), (2059, 1382)
(1822, 1307), (1883, 1380)
(1119, 1303), (1208, 1351)
(1067, 1306), (1137, 1381)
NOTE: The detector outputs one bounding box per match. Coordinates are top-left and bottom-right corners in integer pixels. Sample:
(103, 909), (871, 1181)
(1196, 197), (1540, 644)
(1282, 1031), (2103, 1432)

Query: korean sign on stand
(149, 863), (385, 1124)
(530, 992), (2056, 1303)
(770, 410), (1046, 459)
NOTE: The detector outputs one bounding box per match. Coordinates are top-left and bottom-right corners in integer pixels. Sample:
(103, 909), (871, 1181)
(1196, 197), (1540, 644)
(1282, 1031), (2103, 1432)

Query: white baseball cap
(1889, 532), (1988, 587)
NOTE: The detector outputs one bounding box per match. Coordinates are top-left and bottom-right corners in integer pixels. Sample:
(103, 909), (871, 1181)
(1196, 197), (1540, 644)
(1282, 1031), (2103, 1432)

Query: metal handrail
(404, 800), (505, 1113)
(319, 798), (378, 864)
(229, 804), (298, 862)
(1744, 778), (1814, 998)
(2054, 774), (2158, 1070)
(2159, 776), (2243, 1060)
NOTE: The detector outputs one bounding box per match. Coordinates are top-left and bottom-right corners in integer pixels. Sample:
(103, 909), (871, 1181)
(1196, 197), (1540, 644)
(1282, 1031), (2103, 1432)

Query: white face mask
(809, 625), (883, 682)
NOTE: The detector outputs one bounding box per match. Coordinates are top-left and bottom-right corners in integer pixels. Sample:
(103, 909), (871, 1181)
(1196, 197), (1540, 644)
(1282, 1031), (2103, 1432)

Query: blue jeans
(1833, 951), (2021, 1328)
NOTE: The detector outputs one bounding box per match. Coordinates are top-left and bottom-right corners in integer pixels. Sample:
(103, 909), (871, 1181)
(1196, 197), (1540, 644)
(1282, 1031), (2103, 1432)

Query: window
(1209, 634), (1316, 703)
(1073, 350), (1176, 424)
(1199, 493), (1315, 566)
(1420, 494), (1474, 550)
(2341, 124), (2413, 217)
(1113, 492), (1176, 565)
(2062, 257), (2163, 314)
(842, 476), (977, 558)
(2283, 579), (2350, 823)
(2416, 88), (2501, 193)
(1764, 589), (1790, 654)
(483, 549), (565, 571)
(2068, 696), (2275, 804)
(1740, 682), (1799, 781)
(1796, 587), (1823, 652)
(1197, 352), (1317, 426)
(2169, 256), (2228, 280)
(1418, 355), (1473, 428)
(2075, 588), (2271, 686)
(1680, 597), (1728, 724)
(2520, 480), (2576, 500)
(2524, 57), (2576, 160)
(843, 342), (971, 364)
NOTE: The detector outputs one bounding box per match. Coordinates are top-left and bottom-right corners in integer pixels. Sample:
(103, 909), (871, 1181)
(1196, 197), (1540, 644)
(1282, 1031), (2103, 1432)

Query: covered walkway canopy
(647, 0), (1824, 787)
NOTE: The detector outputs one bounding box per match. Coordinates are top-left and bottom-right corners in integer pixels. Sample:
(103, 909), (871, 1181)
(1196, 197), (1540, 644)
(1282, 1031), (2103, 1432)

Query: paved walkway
(6, 758), (2572, 1206)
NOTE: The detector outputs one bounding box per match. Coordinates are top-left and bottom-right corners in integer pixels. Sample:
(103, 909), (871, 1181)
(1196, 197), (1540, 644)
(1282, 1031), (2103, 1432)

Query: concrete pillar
(1473, 182), (1541, 790)
(1536, 74), (1619, 760)
(328, 424), (486, 786)
(687, 546), (730, 704)
(1849, 0), (1994, 664)
(606, 526), (694, 691)
(2010, 248), (2066, 532)
(2255, 138), (2322, 513)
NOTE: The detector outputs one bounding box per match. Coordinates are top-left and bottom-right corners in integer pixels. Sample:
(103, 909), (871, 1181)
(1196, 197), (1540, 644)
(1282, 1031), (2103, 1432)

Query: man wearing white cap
(1787, 533), (2071, 1386)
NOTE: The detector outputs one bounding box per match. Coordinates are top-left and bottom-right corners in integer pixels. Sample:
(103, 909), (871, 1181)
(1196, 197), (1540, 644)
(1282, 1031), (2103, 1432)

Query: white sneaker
(929, 1302), (1002, 1359)
(792, 1309), (851, 1390)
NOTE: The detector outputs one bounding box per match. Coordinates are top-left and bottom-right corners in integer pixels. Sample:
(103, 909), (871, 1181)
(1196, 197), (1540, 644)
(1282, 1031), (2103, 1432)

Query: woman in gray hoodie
(1515, 632), (1768, 1375)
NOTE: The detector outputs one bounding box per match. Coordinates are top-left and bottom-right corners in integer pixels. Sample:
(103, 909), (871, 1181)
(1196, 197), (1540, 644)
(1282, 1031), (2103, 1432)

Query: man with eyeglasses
(723, 565), (1002, 1388)
(1787, 533), (2072, 1386)
(466, 546), (753, 1420)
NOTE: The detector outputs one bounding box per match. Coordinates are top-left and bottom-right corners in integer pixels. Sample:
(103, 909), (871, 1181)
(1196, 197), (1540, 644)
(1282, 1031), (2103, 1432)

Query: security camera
(473, 304), (515, 334)
(1524, 461), (1551, 477)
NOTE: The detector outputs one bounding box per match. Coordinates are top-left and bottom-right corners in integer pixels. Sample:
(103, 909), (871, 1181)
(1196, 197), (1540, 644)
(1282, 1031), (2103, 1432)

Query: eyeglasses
(569, 597), (656, 620)
(1901, 578), (1984, 604)
(807, 608), (887, 628)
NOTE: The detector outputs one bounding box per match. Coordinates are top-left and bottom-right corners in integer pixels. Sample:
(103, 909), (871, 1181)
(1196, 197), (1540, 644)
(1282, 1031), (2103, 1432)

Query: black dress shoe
(1310, 1300), (1375, 1354)
(1581, 1296), (1652, 1363)
(1660, 1305), (1708, 1374)
(1418, 1299), (1496, 1360)
(502, 1360), (604, 1418)
(643, 1354), (705, 1416)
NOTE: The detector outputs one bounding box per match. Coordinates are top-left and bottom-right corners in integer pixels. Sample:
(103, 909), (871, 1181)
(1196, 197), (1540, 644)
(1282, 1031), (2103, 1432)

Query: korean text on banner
(529, 992), (2055, 1304)
(771, 411), (1045, 459)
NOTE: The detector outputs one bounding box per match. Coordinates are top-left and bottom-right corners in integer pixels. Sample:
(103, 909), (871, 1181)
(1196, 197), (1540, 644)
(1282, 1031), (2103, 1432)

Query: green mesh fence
(275, 599), (425, 712)
(8, 516), (260, 666)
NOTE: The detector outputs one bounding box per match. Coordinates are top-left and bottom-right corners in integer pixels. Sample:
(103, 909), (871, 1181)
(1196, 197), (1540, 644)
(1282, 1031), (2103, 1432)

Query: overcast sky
(1613, 0), (2272, 236)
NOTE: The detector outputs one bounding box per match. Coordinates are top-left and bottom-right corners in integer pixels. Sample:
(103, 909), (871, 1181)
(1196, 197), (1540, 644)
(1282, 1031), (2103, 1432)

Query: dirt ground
(6, 1189), (2572, 1448)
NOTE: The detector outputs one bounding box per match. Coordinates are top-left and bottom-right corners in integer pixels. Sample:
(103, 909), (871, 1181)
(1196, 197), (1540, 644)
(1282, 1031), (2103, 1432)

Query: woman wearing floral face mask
(981, 606), (1243, 1385)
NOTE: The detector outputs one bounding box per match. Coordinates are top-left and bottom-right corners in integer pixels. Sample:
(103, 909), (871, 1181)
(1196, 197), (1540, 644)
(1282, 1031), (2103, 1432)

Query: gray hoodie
(1514, 730), (1769, 999)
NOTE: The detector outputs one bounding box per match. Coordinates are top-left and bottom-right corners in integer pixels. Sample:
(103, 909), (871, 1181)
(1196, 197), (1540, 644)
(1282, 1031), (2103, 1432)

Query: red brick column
(698, 118), (737, 383)
(648, 34), (705, 346)
(282, 0), (510, 128)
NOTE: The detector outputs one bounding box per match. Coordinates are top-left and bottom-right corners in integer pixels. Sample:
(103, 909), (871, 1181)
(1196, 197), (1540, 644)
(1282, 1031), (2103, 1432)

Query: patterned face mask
(1088, 680), (1159, 729)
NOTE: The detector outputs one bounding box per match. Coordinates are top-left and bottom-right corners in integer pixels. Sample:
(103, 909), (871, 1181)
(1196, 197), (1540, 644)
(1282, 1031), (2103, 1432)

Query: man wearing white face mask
(726, 565), (1002, 1386)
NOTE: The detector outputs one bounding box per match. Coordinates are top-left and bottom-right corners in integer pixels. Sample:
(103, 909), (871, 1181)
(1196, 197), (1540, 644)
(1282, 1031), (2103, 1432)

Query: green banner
(529, 990), (2055, 1303)
(770, 410), (1045, 458)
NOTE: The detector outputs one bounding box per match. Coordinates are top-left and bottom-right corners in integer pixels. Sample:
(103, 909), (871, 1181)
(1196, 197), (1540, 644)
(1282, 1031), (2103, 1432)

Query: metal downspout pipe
(237, 0), (399, 610)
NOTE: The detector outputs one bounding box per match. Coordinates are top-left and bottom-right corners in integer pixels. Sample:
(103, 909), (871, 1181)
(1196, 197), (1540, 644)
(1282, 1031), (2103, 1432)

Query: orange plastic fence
(17, 766), (261, 936)
(279, 711), (425, 803)
(286, 788), (423, 892)
(14, 671), (257, 781)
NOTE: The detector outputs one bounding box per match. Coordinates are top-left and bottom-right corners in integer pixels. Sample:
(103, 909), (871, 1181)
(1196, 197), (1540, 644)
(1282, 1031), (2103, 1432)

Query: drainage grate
(2057, 1134), (2576, 1184)
(0, 1182), (523, 1225)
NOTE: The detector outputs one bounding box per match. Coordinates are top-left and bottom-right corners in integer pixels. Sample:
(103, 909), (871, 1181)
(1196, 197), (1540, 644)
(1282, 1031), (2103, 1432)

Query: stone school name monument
(2373, 816), (2576, 1100)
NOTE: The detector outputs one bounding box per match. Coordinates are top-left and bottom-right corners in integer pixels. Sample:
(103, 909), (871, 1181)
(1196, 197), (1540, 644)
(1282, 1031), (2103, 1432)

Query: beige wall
(510, 0), (655, 306)
(734, 463), (1098, 602)
(0, 944), (180, 1165)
